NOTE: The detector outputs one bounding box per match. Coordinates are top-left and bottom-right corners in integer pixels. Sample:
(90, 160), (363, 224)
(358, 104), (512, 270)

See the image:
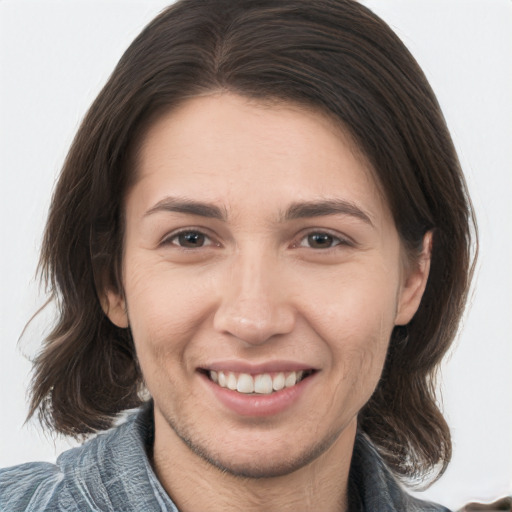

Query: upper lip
(199, 360), (318, 374)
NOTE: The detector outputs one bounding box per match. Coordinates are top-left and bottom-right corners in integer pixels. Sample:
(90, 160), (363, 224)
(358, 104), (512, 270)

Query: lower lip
(200, 372), (316, 417)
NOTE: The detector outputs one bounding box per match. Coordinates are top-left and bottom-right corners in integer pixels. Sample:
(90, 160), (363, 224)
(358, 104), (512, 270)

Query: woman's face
(105, 93), (429, 478)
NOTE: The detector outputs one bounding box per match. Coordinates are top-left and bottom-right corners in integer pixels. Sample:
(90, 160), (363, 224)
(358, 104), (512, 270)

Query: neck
(152, 414), (357, 512)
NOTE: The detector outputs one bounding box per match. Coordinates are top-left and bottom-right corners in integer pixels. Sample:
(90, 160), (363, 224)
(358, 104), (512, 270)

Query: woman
(1, 1), (477, 510)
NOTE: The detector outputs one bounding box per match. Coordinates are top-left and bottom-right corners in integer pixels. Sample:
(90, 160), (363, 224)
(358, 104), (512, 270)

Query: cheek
(300, 263), (399, 400)
(123, 259), (215, 364)
(303, 264), (400, 343)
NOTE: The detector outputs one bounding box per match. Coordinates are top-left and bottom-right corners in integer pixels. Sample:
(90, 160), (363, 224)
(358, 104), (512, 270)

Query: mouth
(200, 369), (316, 395)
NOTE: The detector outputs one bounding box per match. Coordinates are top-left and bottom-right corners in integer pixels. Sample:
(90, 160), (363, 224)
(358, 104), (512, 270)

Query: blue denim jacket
(1, 405), (450, 511)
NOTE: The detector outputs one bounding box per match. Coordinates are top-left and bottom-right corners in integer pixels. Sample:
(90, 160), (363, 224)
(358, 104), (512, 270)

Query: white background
(1, 1), (511, 509)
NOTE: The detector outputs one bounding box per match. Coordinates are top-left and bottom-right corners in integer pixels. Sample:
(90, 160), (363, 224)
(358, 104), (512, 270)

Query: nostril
(212, 303), (296, 346)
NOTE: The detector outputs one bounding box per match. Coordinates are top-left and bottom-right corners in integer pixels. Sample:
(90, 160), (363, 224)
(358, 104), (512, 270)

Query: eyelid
(159, 227), (219, 248)
(293, 229), (355, 249)
(158, 226), (355, 249)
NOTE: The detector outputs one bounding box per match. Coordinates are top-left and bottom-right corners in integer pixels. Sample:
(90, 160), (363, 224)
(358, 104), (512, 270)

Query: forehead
(129, 93), (390, 224)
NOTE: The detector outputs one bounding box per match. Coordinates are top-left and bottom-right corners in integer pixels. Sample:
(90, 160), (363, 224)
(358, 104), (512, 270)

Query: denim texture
(1, 404), (450, 511)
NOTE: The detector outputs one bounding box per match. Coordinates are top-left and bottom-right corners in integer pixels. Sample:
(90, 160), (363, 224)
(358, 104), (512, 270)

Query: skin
(104, 93), (431, 512)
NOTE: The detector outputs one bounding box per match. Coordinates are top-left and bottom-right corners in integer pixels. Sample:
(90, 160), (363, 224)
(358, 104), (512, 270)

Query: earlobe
(101, 289), (129, 328)
(395, 231), (433, 326)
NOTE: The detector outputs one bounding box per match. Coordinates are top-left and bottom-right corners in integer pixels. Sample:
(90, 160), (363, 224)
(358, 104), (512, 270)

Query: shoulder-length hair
(29, 0), (476, 485)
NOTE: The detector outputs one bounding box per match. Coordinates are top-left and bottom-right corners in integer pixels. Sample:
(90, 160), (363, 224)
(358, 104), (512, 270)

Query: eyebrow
(144, 196), (373, 226)
(282, 199), (374, 226)
(144, 197), (227, 220)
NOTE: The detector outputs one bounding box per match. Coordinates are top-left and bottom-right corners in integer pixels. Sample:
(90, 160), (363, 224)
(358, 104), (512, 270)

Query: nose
(213, 250), (296, 346)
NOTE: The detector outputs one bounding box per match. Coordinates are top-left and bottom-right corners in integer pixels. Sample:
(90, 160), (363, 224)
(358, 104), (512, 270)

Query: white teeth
(284, 372), (297, 388)
(227, 372), (237, 390)
(210, 370), (310, 394)
(254, 374), (273, 394)
(272, 372), (285, 391)
(237, 373), (254, 393)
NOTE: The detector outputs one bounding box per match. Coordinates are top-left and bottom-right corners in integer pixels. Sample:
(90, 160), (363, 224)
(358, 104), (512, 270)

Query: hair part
(28, 0), (476, 485)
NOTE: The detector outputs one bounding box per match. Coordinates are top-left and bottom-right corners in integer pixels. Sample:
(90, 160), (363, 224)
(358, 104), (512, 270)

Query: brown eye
(297, 232), (348, 249)
(307, 233), (336, 249)
(169, 231), (208, 248)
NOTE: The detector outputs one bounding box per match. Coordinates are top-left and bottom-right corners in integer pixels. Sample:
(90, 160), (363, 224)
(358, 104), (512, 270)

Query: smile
(206, 370), (314, 394)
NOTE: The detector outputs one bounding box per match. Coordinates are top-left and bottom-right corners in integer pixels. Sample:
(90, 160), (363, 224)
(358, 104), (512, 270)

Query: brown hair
(28, 0), (476, 485)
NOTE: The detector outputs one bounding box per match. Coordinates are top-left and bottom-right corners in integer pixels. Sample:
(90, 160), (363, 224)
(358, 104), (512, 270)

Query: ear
(101, 288), (129, 328)
(394, 231), (432, 326)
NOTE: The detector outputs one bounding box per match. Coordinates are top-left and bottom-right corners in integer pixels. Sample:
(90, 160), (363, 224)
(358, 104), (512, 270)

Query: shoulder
(0, 460), (75, 512)
(351, 431), (452, 512)
(0, 419), (126, 512)
(0, 423), (127, 512)
(0, 421), (129, 512)
(0, 405), (176, 512)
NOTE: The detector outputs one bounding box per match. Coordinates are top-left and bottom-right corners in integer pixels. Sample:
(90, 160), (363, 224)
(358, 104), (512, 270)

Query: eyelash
(294, 231), (352, 250)
(160, 229), (217, 249)
(160, 228), (352, 250)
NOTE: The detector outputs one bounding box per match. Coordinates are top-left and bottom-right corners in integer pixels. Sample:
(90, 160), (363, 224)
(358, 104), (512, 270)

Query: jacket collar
(57, 403), (448, 512)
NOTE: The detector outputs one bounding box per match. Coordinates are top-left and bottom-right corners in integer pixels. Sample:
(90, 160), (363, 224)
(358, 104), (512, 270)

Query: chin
(169, 414), (345, 480)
